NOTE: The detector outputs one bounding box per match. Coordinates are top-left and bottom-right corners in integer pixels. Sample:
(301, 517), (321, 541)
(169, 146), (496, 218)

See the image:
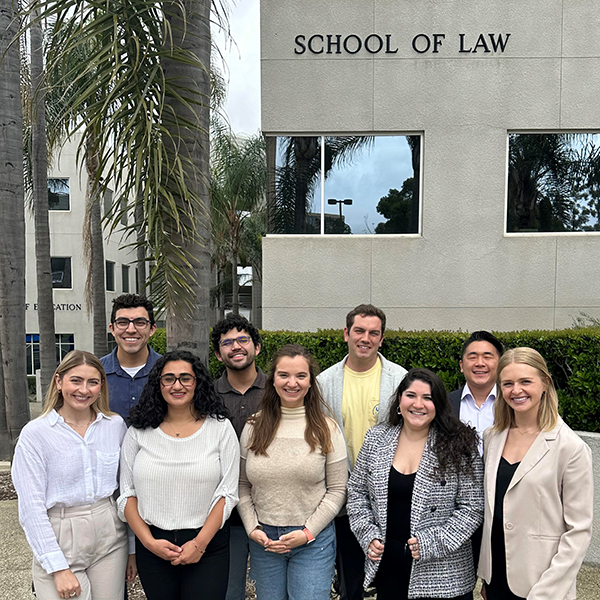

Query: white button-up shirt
(459, 384), (496, 455)
(11, 410), (127, 574)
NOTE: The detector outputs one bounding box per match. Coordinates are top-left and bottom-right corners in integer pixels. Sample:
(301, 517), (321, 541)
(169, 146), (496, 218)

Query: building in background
(25, 137), (136, 377)
(260, 0), (600, 332)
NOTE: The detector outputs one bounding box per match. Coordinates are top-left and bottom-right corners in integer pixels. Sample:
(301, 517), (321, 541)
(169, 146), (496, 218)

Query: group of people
(11, 296), (594, 600)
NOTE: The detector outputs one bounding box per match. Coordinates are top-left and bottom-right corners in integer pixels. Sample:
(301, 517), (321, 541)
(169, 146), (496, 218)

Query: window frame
(504, 130), (600, 237)
(265, 132), (424, 237)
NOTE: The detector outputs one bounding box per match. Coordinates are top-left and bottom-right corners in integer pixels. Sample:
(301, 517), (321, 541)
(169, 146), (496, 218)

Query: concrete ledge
(577, 431), (600, 566)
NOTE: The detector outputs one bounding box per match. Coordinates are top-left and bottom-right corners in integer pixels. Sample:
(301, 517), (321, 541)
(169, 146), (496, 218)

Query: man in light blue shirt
(449, 331), (504, 452)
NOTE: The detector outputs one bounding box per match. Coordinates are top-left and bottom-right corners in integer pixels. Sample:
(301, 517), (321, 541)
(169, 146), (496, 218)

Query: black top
(488, 457), (525, 600)
(386, 466), (416, 543)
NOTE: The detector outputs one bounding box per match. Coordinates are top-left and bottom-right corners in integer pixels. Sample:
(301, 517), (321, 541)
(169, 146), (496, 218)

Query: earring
(397, 406), (402, 416)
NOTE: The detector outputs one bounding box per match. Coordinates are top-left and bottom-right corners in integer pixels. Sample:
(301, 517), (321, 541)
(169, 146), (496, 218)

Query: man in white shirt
(318, 304), (407, 600)
(448, 330), (504, 451)
(448, 330), (503, 569)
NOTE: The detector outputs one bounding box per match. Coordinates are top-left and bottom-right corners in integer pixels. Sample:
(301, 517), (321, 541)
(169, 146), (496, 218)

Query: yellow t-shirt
(341, 358), (383, 468)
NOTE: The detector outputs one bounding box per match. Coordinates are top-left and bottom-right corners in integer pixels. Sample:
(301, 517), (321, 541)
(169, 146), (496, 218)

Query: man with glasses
(101, 294), (161, 420)
(211, 314), (265, 600)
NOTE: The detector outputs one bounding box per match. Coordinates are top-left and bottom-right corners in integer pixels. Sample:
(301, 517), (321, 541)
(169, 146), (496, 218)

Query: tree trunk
(251, 270), (262, 329)
(31, 13), (57, 397)
(265, 135), (277, 234)
(218, 268), (225, 320)
(293, 137), (319, 233)
(135, 200), (146, 294)
(164, 0), (211, 364)
(231, 254), (239, 316)
(84, 134), (107, 357)
(0, 0), (31, 458)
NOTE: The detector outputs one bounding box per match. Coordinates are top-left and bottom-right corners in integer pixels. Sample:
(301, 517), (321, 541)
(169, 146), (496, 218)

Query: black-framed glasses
(113, 317), (152, 330)
(219, 335), (252, 347)
(159, 374), (197, 388)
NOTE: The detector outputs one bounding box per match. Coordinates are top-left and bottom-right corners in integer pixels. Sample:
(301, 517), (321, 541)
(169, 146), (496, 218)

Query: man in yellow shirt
(318, 304), (407, 600)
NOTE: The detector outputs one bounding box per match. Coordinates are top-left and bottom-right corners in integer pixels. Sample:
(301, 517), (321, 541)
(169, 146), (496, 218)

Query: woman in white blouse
(119, 349), (240, 600)
(12, 350), (132, 600)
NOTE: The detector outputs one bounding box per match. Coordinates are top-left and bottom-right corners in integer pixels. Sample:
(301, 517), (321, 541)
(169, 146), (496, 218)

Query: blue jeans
(226, 524), (249, 600)
(249, 521), (336, 600)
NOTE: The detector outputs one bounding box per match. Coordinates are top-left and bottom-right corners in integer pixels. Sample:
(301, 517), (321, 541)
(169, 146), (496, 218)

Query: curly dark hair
(110, 294), (155, 325)
(211, 314), (261, 353)
(388, 368), (479, 478)
(128, 350), (228, 428)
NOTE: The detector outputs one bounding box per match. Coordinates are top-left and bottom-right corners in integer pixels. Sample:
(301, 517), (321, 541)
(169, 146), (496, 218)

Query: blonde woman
(479, 348), (593, 600)
(12, 350), (133, 600)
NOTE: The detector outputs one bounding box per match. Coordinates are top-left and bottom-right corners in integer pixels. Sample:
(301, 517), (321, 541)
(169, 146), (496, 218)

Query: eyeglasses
(219, 335), (252, 348)
(159, 374), (197, 387)
(113, 317), (152, 330)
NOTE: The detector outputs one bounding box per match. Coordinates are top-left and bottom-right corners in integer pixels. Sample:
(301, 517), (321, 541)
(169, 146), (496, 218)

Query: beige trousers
(33, 497), (128, 600)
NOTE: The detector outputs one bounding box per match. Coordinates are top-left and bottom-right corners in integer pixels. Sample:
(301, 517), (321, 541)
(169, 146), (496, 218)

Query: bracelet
(192, 541), (205, 554)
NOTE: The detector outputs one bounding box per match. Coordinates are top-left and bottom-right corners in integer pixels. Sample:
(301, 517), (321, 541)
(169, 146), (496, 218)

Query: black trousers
(334, 515), (365, 600)
(136, 523), (230, 600)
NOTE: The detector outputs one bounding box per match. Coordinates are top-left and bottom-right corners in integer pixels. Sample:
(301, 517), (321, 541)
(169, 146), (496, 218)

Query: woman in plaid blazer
(347, 368), (484, 600)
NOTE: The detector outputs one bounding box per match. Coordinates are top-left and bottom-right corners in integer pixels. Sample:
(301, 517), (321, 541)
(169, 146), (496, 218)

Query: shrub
(151, 327), (600, 432)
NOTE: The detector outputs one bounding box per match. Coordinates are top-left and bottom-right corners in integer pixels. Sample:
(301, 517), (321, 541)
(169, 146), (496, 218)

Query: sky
(217, 0), (415, 233)
(217, 0), (262, 135)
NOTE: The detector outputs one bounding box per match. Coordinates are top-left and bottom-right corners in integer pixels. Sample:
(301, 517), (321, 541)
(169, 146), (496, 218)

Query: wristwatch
(302, 527), (315, 544)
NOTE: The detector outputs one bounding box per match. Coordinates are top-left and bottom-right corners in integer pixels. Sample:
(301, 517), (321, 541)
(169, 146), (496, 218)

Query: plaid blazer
(347, 423), (484, 597)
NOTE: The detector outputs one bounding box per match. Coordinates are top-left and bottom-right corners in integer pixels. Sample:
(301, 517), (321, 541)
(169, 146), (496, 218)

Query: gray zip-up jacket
(317, 353), (407, 469)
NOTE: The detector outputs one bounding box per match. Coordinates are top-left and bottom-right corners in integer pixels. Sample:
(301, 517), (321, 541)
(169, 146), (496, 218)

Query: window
(267, 135), (421, 234)
(507, 133), (600, 233)
(51, 257), (72, 288)
(48, 178), (70, 210)
(106, 261), (115, 291)
(26, 334), (75, 375)
(122, 265), (130, 293)
(104, 188), (113, 217)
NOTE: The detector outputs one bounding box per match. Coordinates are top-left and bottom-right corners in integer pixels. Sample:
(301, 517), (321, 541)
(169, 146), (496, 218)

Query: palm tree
(211, 127), (267, 315)
(0, 0), (31, 457)
(29, 14), (57, 391)
(272, 136), (373, 233)
(24, 0), (230, 362)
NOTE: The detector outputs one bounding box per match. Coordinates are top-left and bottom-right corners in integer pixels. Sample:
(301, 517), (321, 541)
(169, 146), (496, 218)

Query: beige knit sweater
(238, 406), (348, 537)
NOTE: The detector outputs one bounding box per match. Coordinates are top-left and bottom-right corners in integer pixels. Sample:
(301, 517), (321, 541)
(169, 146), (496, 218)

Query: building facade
(260, 0), (600, 332)
(25, 137), (136, 376)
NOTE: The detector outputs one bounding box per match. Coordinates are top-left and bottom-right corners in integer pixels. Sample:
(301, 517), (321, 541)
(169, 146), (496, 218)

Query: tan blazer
(478, 417), (593, 600)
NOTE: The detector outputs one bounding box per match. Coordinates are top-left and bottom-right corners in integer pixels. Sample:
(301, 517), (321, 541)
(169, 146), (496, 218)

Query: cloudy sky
(218, 0), (415, 233)
(217, 0), (261, 135)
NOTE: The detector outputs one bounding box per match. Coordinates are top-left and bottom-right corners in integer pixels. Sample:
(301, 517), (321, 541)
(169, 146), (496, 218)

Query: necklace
(61, 413), (95, 430)
(164, 418), (197, 437)
(514, 426), (540, 436)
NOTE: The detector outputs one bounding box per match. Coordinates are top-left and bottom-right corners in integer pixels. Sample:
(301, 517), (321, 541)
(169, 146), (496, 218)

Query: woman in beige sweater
(238, 344), (347, 600)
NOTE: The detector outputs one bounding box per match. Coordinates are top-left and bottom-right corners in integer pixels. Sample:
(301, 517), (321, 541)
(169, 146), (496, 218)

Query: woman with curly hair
(238, 344), (347, 600)
(118, 350), (239, 600)
(347, 368), (483, 600)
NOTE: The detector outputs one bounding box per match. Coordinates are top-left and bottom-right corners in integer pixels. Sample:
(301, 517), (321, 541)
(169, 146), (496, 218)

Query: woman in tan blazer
(478, 347), (593, 600)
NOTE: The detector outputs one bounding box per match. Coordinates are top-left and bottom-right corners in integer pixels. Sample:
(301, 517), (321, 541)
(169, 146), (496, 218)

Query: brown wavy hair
(248, 344), (333, 456)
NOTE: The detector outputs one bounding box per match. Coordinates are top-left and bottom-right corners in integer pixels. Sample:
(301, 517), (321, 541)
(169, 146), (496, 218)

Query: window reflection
(268, 135), (421, 234)
(507, 133), (600, 233)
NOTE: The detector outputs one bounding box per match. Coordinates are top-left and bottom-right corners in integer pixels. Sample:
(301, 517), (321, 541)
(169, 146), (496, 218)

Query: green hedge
(149, 327), (600, 433)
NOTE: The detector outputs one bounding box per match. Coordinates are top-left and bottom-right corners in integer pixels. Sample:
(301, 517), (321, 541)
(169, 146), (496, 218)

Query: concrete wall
(25, 136), (136, 354)
(578, 431), (600, 566)
(260, 0), (600, 332)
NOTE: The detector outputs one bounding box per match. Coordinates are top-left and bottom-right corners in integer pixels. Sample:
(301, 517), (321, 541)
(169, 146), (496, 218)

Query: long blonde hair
(40, 350), (113, 417)
(494, 347), (558, 432)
